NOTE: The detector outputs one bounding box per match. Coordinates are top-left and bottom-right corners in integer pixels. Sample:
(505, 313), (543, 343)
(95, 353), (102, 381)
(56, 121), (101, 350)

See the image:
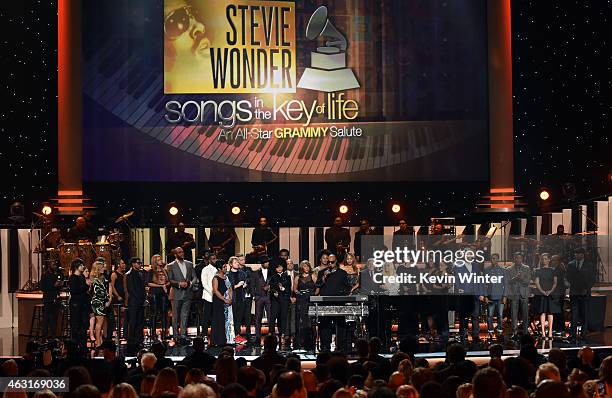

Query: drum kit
(39, 210), (134, 275)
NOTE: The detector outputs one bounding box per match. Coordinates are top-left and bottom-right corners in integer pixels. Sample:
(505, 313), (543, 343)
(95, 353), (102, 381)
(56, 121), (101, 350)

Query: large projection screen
(82, 0), (489, 183)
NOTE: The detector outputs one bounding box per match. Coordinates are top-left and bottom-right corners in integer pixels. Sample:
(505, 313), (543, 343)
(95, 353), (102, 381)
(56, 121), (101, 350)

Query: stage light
(339, 204), (349, 214)
(539, 189), (550, 201)
(41, 204), (53, 216)
(231, 204), (241, 215)
(168, 203), (179, 216)
(391, 203), (401, 213)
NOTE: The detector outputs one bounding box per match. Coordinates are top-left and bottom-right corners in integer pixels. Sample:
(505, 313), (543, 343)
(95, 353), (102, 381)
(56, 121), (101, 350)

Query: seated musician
(315, 253), (351, 351)
(166, 222), (196, 262)
(209, 220), (237, 258)
(248, 216), (278, 263)
(392, 219), (414, 251)
(544, 224), (575, 262)
(66, 216), (95, 243)
(324, 216), (351, 257)
(354, 219), (378, 262)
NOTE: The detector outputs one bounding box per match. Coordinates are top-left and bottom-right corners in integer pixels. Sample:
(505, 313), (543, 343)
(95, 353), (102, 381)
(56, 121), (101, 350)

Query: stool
(30, 304), (44, 337)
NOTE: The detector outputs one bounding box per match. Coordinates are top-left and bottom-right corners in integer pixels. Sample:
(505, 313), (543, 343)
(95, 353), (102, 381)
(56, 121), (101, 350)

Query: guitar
(336, 241), (349, 257)
(251, 244), (268, 255)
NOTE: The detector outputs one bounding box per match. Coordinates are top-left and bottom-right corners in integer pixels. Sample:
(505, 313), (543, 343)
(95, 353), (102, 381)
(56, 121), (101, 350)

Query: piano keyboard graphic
(83, 41), (481, 175)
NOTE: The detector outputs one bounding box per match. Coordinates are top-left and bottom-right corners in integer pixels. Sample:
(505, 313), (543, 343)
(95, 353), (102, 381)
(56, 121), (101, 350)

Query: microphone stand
(22, 214), (45, 291)
(498, 220), (511, 264)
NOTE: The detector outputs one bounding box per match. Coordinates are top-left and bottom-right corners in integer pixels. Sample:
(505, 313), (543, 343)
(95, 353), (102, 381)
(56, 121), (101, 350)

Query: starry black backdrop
(1, 1), (610, 226)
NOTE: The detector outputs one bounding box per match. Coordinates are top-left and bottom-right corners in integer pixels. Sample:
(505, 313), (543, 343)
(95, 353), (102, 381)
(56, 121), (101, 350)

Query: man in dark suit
(252, 256), (272, 345)
(316, 254), (351, 351)
(125, 257), (146, 354)
(566, 247), (596, 340)
(269, 262), (292, 344)
(454, 254), (485, 342)
(168, 246), (196, 344)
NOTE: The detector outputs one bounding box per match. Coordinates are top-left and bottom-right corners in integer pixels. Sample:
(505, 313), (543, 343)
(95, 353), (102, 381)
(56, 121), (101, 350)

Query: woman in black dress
(535, 253), (559, 340)
(293, 260), (317, 351)
(211, 262), (232, 346)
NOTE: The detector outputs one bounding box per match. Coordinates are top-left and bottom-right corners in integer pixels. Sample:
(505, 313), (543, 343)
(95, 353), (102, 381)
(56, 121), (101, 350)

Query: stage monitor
(82, 0), (489, 183)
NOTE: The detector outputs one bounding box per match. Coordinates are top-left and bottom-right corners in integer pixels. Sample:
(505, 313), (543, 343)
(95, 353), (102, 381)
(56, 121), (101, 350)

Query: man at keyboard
(315, 254), (351, 351)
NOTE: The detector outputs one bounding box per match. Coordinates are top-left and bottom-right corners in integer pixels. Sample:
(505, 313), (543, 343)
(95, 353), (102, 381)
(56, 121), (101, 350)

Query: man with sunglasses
(125, 257), (146, 354)
(315, 253), (351, 351)
(164, 0), (211, 92)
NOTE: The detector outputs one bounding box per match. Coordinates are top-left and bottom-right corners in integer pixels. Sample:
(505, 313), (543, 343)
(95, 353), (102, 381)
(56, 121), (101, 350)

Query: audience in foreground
(1, 336), (611, 398)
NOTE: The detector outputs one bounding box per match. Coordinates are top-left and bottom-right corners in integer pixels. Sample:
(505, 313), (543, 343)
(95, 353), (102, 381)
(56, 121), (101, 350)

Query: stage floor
(2, 327), (612, 365)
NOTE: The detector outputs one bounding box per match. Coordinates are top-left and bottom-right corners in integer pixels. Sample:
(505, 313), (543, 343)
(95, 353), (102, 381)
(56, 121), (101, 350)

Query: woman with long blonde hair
(90, 261), (110, 347)
(82, 265), (96, 342)
(340, 252), (360, 293)
(147, 254), (170, 339)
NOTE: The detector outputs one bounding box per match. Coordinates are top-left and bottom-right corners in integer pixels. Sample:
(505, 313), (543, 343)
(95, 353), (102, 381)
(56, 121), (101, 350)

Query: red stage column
(478, 0), (524, 211)
(57, 0), (88, 213)
(488, 0), (513, 190)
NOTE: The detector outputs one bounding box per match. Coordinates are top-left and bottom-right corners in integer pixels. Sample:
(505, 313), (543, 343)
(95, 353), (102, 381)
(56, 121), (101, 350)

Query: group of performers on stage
(38, 216), (598, 354)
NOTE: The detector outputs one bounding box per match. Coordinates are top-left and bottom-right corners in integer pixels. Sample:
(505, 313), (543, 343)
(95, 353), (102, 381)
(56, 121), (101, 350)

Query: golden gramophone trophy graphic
(297, 5), (360, 92)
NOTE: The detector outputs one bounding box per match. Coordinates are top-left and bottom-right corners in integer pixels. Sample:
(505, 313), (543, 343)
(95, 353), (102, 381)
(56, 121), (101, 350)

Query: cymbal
(115, 210), (134, 223)
(42, 230), (61, 240)
(108, 232), (125, 242)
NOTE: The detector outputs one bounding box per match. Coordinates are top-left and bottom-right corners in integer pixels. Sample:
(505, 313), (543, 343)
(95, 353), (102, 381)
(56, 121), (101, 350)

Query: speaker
(589, 294), (606, 332)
